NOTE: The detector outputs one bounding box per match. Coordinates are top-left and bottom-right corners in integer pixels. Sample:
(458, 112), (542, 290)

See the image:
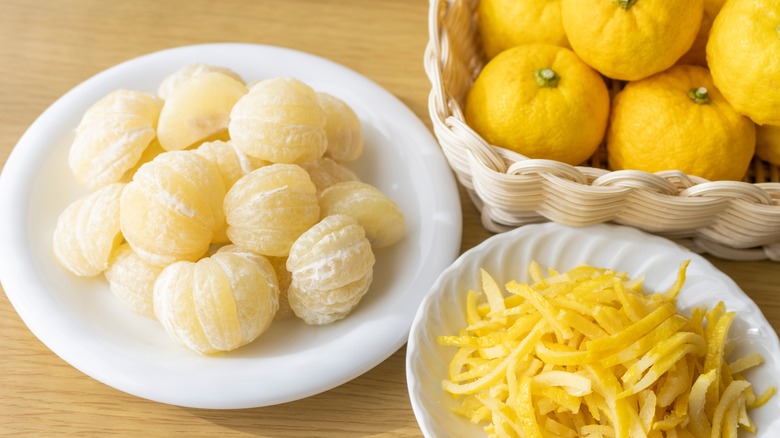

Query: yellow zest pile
(439, 262), (775, 438)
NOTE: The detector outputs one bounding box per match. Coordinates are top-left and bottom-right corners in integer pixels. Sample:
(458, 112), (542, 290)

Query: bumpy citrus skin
(478, 0), (569, 60)
(153, 245), (279, 354)
(69, 90), (163, 191)
(676, 0), (727, 67)
(756, 124), (780, 165)
(157, 72), (248, 151)
(286, 215), (375, 325)
(224, 164), (320, 257)
(299, 157), (359, 193)
(317, 92), (363, 162)
(561, 0), (703, 81)
(120, 151), (226, 266)
(707, 0), (780, 125)
(53, 183), (125, 277)
(465, 44), (609, 165)
(158, 64), (245, 100)
(229, 78), (327, 164)
(104, 243), (163, 319)
(607, 65), (756, 181)
(319, 181), (405, 248)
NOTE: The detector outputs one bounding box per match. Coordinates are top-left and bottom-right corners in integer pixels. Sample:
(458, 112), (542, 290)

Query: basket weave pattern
(425, 0), (780, 261)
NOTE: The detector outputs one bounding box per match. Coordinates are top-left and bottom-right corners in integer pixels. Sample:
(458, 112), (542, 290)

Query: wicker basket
(425, 0), (780, 261)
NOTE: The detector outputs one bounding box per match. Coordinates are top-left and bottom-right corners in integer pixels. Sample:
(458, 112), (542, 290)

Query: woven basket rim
(425, 0), (780, 261)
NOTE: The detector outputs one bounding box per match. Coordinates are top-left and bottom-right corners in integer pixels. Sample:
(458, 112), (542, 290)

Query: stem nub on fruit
(688, 87), (711, 105)
(535, 68), (560, 88)
(614, 0), (637, 10)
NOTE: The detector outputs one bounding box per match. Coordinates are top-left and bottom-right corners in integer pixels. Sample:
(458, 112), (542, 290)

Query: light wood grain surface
(0, 1), (778, 436)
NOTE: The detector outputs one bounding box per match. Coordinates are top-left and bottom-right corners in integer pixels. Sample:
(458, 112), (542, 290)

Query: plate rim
(0, 42), (463, 409)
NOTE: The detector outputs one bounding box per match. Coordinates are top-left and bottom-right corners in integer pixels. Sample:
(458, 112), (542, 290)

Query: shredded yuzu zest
(438, 262), (773, 437)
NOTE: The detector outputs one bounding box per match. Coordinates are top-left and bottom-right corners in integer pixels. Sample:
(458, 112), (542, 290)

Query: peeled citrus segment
(299, 157), (359, 193)
(268, 256), (293, 319)
(157, 71), (248, 151)
(224, 163), (319, 257)
(104, 243), (163, 319)
(288, 270), (373, 325)
(215, 245), (280, 335)
(153, 244), (278, 354)
(157, 64), (245, 99)
(120, 150), (226, 266)
(319, 180), (405, 248)
(229, 77), (327, 164)
(52, 183), (125, 277)
(286, 214), (375, 325)
(120, 138), (165, 183)
(317, 92), (363, 162)
(196, 139), (269, 243)
(196, 139), (269, 190)
(289, 269), (373, 311)
(287, 214), (375, 290)
(69, 89), (162, 191)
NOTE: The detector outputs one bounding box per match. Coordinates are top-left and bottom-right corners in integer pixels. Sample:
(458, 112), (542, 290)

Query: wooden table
(0, 1), (777, 436)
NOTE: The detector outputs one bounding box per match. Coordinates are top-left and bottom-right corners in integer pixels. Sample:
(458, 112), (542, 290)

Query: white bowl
(406, 223), (780, 437)
(0, 43), (463, 409)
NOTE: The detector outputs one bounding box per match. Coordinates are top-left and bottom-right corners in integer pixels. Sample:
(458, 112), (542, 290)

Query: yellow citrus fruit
(477, 0), (569, 60)
(607, 65), (756, 181)
(464, 43), (609, 166)
(561, 0), (703, 81)
(707, 0), (780, 125)
(676, 0), (727, 67)
(756, 124), (780, 165)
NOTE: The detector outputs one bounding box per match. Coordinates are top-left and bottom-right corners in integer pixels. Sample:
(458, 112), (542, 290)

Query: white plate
(0, 43), (462, 409)
(407, 223), (780, 437)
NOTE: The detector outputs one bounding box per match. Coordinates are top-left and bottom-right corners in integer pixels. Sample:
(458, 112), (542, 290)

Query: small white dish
(407, 223), (780, 437)
(0, 43), (462, 409)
